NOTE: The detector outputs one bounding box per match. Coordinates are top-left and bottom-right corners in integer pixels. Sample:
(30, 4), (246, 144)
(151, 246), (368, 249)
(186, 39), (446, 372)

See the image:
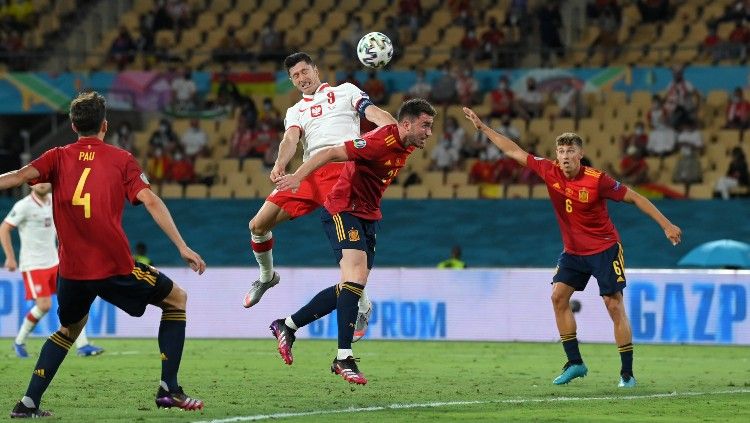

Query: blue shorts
(57, 262), (174, 326)
(552, 242), (626, 296)
(321, 209), (378, 269)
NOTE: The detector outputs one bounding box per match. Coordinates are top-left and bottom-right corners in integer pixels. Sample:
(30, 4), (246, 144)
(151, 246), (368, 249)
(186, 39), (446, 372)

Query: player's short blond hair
(555, 132), (583, 148)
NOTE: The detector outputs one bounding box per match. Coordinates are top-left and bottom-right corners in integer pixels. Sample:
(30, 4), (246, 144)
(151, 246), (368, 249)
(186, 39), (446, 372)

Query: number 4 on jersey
(73, 167), (92, 218)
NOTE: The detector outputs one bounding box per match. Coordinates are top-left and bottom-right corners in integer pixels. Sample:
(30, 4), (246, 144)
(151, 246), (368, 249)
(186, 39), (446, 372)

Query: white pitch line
(194, 389), (750, 423)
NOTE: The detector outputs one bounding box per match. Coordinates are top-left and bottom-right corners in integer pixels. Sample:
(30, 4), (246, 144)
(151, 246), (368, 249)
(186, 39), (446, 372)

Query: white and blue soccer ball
(356, 32), (393, 69)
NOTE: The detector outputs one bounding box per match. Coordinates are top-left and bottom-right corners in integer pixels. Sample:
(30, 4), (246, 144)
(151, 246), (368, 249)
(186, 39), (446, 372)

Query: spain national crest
(348, 228), (360, 242)
(579, 188), (589, 203)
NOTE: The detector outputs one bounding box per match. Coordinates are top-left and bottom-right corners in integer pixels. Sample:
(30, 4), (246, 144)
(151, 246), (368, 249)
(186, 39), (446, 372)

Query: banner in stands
(0, 268), (746, 345)
(0, 66), (746, 113)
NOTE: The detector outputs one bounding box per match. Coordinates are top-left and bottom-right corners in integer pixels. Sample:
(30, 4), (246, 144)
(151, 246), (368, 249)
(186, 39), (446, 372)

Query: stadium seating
(81, 0), (746, 200)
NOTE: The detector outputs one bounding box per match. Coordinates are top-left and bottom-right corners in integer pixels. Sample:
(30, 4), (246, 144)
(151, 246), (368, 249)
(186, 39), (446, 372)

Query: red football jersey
(30, 137), (150, 280)
(325, 124), (415, 220)
(526, 155), (628, 255)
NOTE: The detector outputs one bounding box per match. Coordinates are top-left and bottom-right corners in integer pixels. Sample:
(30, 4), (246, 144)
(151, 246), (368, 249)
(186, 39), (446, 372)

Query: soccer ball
(357, 32), (393, 69)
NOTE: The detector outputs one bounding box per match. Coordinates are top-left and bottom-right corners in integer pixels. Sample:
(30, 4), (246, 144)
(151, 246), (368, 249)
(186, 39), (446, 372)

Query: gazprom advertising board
(0, 268), (746, 345)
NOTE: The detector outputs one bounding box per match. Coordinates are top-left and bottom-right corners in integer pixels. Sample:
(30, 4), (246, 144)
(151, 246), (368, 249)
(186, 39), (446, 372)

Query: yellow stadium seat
(160, 183), (184, 199)
(528, 118), (551, 139)
(505, 184), (530, 199)
(422, 171), (444, 187)
(225, 172), (249, 188)
(274, 10), (297, 32)
(688, 183), (715, 200)
(405, 185), (429, 199)
(222, 12), (244, 30)
(132, 0), (153, 14)
(262, 0), (286, 14)
(209, 184), (232, 199)
(445, 171), (468, 186)
(430, 185), (454, 199)
(326, 11), (346, 28)
(218, 158), (241, 178)
(184, 184), (208, 199)
(233, 184), (257, 199)
(242, 158), (265, 177)
(212, 0), (233, 14)
(246, 11), (270, 29)
(706, 90), (729, 110)
(383, 185), (404, 199)
(552, 118), (576, 135)
(155, 30), (176, 49)
(531, 184), (549, 199)
(455, 185), (479, 199)
(195, 12), (218, 32)
(431, 10), (452, 28)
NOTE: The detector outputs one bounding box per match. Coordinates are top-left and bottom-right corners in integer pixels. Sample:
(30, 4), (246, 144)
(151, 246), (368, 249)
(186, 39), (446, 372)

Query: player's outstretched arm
(136, 188), (206, 274)
(364, 104), (398, 127)
(270, 126), (302, 183)
(623, 188), (682, 246)
(463, 107), (528, 165)
(0, 165), (40, 191)
(0, 222), (17, 271)
(276, 145), (348, 192)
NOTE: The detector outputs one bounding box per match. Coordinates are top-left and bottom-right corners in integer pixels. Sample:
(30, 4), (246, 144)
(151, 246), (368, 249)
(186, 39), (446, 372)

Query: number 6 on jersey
(73, 167), (92, 218)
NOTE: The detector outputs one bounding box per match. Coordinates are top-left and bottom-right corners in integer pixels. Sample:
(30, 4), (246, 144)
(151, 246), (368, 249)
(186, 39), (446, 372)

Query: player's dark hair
(70, 91), (106, 136)
(284, 52), (315, 74)
(396, 98), (437, 121)
(555, 132), (583, 148)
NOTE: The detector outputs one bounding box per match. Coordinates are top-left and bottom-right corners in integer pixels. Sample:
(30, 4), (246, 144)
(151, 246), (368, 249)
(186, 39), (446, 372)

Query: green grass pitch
(1, 338), (748, 422)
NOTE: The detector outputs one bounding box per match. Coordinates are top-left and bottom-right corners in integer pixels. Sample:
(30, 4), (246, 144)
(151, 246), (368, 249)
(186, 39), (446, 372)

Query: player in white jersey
(243, 53), (395, 338)
(1, 183), (104, 358)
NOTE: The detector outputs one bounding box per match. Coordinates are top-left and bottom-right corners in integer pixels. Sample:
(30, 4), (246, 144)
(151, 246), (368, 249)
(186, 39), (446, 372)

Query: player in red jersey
(0, 92), (206, 418)
(463, 107), (682, 388)
(243, 52), (396, 316)
(269, 99), (436, 385)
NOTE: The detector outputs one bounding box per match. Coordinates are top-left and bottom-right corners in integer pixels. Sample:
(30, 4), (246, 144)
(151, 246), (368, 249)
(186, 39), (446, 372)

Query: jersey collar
(77, 136), (105, 145)
(30, 192), (50, 207)
(302, 82), (330, 101)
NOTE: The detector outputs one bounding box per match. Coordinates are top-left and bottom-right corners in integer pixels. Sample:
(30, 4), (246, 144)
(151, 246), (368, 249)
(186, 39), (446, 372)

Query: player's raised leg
(604, 291), (636, 387)
(13, 295), (52, 359)
(244, 201), (290, 308)
(154, 282), (203, 411)
(551, 282), (588, 385)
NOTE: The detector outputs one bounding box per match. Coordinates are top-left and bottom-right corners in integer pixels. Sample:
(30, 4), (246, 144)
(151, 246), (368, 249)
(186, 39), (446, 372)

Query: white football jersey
(284, 82), (371, 161)
(3, 193), (58, 271)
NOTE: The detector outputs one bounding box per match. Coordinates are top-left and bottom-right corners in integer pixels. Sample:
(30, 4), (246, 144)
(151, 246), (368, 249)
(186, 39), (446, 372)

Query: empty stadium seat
(160, 184), (184, 199)
(209, 184), (232, 199)
(185, 184), (208, 199)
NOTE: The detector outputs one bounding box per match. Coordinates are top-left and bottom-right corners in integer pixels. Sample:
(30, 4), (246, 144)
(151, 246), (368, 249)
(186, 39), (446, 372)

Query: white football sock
(74, 327), (90, 348)
(21, 397), (36, 408)
(284, 317), (299, 331)
(337, 349), (353, 360)
(15, 305), (46, 345)
(251, 231), (274, 283)
(357, 289), (371, 313)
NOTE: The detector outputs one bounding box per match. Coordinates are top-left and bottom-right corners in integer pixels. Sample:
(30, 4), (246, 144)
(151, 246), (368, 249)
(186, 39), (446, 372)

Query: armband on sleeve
(356, 98), (374, 118)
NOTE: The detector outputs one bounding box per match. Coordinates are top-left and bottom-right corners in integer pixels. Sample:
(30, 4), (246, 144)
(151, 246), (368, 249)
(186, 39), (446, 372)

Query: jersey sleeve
(3, 200), (27, 227)
(525, 154), (553, 180)
(599, 171), (628, 201)
(123, 154), (150, 205)
(284, 106), (302, 132)
(29, 148), (58, 184)
(343, 83), (374, 117)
